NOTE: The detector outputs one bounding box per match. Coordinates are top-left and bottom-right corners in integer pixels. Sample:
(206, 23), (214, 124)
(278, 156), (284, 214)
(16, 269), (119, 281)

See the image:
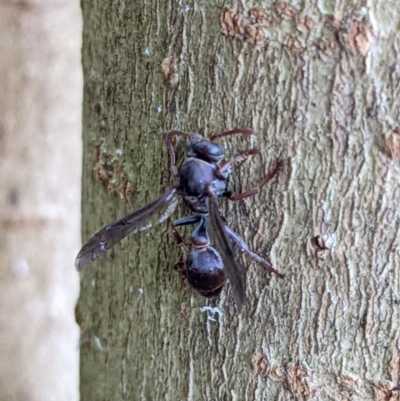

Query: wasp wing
(208, 197), (246, 311)
(75, 187), (178, 271)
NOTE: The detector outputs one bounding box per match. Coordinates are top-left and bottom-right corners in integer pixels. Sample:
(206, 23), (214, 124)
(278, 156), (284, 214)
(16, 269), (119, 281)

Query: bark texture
(0, 1), (82, 400)
(79, 1), (400, 400)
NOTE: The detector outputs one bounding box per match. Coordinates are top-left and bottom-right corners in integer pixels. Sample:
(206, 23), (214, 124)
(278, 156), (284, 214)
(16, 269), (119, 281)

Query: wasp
(75, 129), (284, 310)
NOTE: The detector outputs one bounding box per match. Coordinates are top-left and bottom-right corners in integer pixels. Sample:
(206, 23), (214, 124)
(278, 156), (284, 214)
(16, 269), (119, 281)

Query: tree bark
(0, 1), (82, 400)
(78, 1), (400, 400)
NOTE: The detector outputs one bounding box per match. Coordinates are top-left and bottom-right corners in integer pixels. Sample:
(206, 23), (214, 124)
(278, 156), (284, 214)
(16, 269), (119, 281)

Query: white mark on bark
(199, 306), (223, 316)
(200, 306), (223, 333)
(93, 336), (103, 351)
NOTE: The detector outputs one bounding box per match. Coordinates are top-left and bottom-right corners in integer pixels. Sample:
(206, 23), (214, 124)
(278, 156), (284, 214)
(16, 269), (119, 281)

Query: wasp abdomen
(186, 247), (226, 298)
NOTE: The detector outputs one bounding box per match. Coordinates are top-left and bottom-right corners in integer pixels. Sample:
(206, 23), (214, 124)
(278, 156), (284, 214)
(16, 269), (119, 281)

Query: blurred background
(0, 1), (82, 400)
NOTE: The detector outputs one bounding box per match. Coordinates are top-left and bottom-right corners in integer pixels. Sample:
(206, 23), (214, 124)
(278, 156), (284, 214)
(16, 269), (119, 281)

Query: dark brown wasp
(75, 128), (284, 310)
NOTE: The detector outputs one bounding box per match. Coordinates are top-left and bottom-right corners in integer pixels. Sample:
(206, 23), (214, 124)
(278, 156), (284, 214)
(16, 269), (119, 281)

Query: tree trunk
(78, 1), (400, 400)
(0, 1), (82, 401)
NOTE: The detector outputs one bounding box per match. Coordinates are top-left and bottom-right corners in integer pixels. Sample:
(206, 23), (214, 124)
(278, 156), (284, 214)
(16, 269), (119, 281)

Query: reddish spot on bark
(285, 36), (305, 54)
(161, 56), (178, 87)
(249, 6), (273, 26)
(386, 131), (400, 159)
(220, 2), (248, 37)
(251, 353), (270, 376)
(275, 2), (297, 20)
(337, 374), (358, 389)
(246, 24), (268, 46)
(220, 3), (271, 47)
(287, 364), (316, 399)
(372, 381), (399, 401)
(93, 145), (113, 188)
(344, 20), (375, 56)
(297, 16), (316, 35)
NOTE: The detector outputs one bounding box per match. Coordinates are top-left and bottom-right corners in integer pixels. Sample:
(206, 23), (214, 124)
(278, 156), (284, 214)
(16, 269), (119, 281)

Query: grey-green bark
(78, 1), (400, 400)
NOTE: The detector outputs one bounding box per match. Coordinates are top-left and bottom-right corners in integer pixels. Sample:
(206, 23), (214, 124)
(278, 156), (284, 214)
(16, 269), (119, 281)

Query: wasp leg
(173, 215), (202, 228)
(225, 158), (284, 201)
(224, 225), (285, 279)
(216, 148), (260, 179)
